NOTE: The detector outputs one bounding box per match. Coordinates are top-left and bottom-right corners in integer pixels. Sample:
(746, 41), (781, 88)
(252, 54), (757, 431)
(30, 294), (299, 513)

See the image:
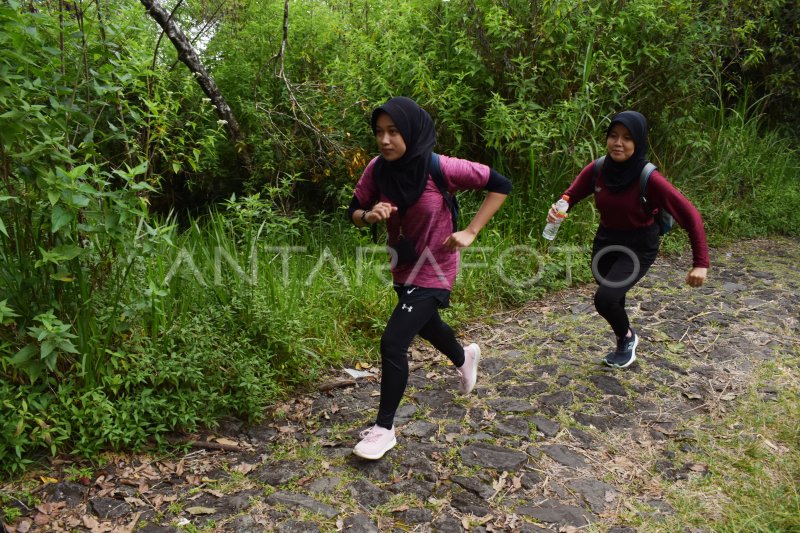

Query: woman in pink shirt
(348, 96), (510, 460)
(547, 110), (709, 369)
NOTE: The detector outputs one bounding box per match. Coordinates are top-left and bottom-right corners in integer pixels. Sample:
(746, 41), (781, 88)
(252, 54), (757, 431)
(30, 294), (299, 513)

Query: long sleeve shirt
(563, 162), (710, 268)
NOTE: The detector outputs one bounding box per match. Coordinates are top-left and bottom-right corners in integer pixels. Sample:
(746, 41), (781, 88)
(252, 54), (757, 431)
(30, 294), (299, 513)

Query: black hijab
(602, 110), (649, 193)
(370, 96), (437, 210)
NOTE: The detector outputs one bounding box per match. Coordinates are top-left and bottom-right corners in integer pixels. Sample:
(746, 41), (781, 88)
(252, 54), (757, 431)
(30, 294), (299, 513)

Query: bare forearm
(465, 192), (507, 236)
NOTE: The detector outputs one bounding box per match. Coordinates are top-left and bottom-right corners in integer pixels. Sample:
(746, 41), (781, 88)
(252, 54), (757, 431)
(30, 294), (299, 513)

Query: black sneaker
(604, 330), (638, 369)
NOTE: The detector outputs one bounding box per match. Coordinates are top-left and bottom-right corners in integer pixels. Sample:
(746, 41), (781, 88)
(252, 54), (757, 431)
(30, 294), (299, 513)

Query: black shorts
(393, 284), (451, 309)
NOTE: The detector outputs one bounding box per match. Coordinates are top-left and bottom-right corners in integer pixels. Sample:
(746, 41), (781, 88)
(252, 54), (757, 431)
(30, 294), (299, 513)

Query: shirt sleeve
(562, 162), (597, 210)
(647, 171), (710, 268)
(437, 155), (490, 191)
(485, 169), (512, 194)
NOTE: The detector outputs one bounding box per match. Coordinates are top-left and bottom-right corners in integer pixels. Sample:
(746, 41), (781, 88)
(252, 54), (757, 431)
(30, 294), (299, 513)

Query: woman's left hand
(443, 230), (477, 251)
(686, 267), (708, 287)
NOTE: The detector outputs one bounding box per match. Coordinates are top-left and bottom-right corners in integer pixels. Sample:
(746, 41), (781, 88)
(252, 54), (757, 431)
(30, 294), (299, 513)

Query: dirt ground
(2, 237), (799, 533)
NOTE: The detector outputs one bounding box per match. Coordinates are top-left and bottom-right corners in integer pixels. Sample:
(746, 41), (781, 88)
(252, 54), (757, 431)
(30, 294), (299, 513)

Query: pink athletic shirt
(354, 155), (490, 290)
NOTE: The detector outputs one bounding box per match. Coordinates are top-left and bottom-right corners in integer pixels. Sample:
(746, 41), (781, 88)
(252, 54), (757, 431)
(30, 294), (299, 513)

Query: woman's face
(607, 123), (635, 163)
(375, 112), (406, 161)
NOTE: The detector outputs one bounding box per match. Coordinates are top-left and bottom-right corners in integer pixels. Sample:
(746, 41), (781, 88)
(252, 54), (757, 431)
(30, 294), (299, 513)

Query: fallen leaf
(151, 494), (165, 509)
(123, 497), (147, 507)
(215, 437), (238, 446)
(33, 513), (51, 527)
(689, 463), (708, 473)
(492, 472), (508, 492)
(118, 511), (143, 533)
(96, 487), (115, 498)
(186, 506), (217, 515)
(296, 475), (314, 486)
(390, 504), (410, 512)
(204, 489), (225, 498)
(666, 342), (685, 354)
(40, 476), (59, 485)
(720, 393), (737, 401)
(682, 391), (703, 400)
(82, 516), (100, 529)
(231, 462), (256, 474)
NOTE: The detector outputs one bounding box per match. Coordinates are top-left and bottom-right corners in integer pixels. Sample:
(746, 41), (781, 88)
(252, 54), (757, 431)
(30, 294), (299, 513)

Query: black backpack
(370, 153), (459, 241)
(591, 155), (674, 235)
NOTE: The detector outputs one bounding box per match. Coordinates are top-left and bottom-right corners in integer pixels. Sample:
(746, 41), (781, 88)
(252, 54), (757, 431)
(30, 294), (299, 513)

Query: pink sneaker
(352, 425), (397, 460)
(457, 343), (481, 395)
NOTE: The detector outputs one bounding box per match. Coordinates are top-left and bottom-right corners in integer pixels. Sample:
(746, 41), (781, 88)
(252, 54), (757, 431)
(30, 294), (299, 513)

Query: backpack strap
(590, 155), (606, 189)
(638, 162), (657, 208)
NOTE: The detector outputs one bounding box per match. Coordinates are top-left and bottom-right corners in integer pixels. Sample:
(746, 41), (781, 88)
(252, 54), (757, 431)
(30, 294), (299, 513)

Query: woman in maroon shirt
(547, 110), (709, 368)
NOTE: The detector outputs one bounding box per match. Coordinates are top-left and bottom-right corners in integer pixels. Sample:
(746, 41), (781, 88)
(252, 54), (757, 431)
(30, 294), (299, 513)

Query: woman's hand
(364, 201), (397, 223)
(686, 267), (707, 287)
(546, 204), (567, 224)
(442, 229), (477, 251)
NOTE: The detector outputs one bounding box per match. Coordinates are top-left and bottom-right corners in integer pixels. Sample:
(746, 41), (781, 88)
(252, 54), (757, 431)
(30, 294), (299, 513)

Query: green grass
(629, 355), (800, 532)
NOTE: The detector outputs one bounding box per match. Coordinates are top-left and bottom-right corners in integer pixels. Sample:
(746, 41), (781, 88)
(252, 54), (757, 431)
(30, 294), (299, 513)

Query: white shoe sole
(352, 437), (397, 460)
(460, 343), (481, 395)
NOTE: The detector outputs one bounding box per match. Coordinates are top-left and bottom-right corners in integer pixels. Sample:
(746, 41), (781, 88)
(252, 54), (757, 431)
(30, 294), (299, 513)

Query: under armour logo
(401, 304), (413, 312)
(594, 186), (602, 193)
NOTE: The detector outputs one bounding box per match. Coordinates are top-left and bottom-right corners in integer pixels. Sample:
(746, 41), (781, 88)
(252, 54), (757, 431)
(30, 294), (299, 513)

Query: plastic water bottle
(542, 195), (570, 240)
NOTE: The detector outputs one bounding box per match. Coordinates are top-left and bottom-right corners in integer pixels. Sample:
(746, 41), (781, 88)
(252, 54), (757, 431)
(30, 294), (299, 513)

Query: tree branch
(140, 0), (252, 176)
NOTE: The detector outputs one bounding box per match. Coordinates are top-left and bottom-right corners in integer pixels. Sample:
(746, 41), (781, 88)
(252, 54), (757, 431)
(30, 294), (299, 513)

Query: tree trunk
(139, 0), (252, 177)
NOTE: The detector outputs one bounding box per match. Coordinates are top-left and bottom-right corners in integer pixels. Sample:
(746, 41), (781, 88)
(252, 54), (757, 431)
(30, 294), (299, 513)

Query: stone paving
(5, 238), (799, 532)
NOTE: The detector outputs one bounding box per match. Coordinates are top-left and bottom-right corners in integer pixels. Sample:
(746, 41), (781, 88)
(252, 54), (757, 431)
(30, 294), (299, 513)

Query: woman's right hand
(364, 201), (397, 223)
(546, 204), (565, 224)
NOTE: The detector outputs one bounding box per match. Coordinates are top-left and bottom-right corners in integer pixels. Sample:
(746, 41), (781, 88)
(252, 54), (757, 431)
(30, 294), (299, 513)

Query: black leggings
(592, 224), (660, 339)
(376, 286), (465, 429)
